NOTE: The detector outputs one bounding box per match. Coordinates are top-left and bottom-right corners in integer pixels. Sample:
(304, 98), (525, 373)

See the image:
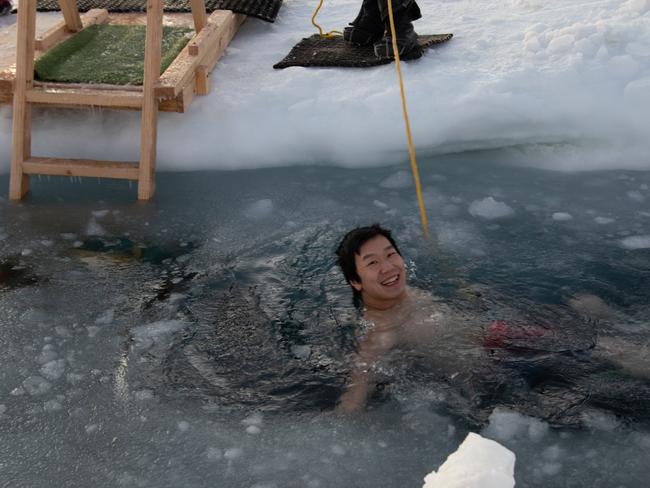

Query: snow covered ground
(1, 0), (649, 172)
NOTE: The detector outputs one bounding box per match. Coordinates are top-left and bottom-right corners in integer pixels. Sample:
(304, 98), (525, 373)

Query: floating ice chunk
(22, 376), (52, 395)
(60, 233), (77, 241)
(55, 326), (72, 338)
(468, 198), (514, 219)
(246, 425), (261, 435)
(66, 373), (84, 384)
(541, 463), (562, 476)
(422, 433), (515, 488)
(206, 447), (222, 461)
(95, 308), (115, 325)
(291, 345), (311, 359)
(627, 190), (645, 202)
(87, 326), (100, 338)
(224, 448), (243, 460)
(134, 389), (154, 401)
(43, 400), (62, 412)
(21, 249), (32, 256)
(552, 212), (573, 221)
(85, 424), (99, 434)
(132, 320), (186, 349)
(483, 408), (548, 442)
(40, 240), (53, 247)
(242, 412), (263, 426)
(331, 445), (346, 456)
(380, 171), (412, 189)
(40, 359), (65, 380)
(92, 209), (110, 218)
(581, 410), (620, 431)
(244, 199), (273, 219)
(620, 234), (650, 249)
(37, 346), (58, 364)
(10, 387), (25, 396)
(177, 420), (190, 432)
(594, 216), (614, 224)
(373, 199), (388, 209)
(85, 217), (106, 236)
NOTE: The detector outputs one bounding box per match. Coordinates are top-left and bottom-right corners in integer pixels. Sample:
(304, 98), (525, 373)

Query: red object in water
(483, 320), (549, 349)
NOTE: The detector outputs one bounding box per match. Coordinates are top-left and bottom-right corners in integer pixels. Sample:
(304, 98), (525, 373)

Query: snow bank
(1, 0), (649, 172)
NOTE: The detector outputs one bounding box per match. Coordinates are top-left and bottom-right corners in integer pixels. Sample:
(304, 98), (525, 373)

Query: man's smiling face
(351, 234), (407, 310)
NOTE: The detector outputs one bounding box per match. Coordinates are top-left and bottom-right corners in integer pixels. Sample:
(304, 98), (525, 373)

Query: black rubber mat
(35, 0), (282, 23)
(273, 33), (452, 69)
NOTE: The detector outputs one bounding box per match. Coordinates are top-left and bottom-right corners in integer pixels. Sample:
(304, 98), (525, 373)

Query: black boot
(373, 0), (421, 59)
(0, 0), (12, 16)
(343, 0), (384, 46)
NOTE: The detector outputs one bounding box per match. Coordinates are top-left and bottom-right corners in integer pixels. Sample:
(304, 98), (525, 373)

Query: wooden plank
(195, 65), (209, 95)
(58, 0), (83, 32)
(23, 157), (140, 179)
(201, 14), (246, 74)
(157, 11), (243, 98)
(138, 0), (164, 200)
(186, 10), (231, 57)
(9, 0), (37, 200)
(26, 87), (144, 109)
(159, 76), (194, 112)
(190, 0), (208, 32)
(36, 9), (109, 52)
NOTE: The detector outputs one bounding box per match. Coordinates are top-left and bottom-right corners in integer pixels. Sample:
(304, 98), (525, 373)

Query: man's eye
(387, 251), (396, 257)
(367, 260), (378, 266)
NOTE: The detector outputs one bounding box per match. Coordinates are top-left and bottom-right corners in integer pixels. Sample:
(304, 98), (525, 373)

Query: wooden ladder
(9, 0), (166, 200)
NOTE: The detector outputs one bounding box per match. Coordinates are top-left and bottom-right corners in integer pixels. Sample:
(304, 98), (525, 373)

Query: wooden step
(26, 87), (144, 109)
(23, 157), (140, 180)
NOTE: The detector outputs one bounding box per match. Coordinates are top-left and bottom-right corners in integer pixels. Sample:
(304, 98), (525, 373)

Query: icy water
(1, 153), (650, 487)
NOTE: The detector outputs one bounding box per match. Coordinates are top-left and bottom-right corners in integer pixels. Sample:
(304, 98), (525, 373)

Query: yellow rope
(311, 0), (343, 38)
(386, 0), (429, 239)
(310, 0), (429, 238)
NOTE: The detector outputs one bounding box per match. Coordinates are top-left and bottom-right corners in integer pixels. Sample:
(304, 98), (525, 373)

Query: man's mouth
(381, 274), (400, 286)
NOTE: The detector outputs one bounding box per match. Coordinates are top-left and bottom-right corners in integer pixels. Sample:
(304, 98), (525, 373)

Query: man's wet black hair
(336, 224), (401, 299)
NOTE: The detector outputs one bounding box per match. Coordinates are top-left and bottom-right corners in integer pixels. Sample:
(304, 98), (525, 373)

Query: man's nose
(379, 259), (393, 273)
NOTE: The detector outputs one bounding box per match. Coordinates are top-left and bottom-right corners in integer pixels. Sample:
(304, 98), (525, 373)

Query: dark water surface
(1, 153), (650, 487)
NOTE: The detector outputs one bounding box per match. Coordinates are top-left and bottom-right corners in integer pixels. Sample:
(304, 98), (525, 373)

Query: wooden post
(190, 0), (208, 32)
(190, 0), (209, 95)
(9, 0), (37, 200)
(138, 0), (164, 200)
(58, 0), (83, 32)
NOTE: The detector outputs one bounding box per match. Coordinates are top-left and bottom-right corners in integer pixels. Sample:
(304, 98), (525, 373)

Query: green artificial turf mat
(34, 24), (194, 85)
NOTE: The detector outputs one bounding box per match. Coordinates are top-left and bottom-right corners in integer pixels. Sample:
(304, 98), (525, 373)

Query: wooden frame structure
(6, 0), (246, 200)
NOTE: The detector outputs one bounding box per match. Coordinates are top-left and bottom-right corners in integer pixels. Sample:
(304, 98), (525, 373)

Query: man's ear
(350, 280), (363, 292)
